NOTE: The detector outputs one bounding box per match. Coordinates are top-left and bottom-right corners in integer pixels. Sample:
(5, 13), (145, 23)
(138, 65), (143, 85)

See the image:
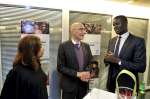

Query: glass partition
(0, 4), (62, 99)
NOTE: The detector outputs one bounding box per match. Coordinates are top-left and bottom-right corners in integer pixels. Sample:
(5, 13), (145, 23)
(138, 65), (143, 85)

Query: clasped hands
(104, 51), (120, 64)
(77, 71), (91, 82)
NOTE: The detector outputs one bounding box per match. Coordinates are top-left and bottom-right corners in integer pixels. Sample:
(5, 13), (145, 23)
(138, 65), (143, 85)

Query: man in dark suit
(104, 15), (146, 93)
(57, 22), (93, 99)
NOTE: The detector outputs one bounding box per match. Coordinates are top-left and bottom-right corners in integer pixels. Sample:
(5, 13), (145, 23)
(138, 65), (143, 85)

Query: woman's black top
(0, 63), (48, 99)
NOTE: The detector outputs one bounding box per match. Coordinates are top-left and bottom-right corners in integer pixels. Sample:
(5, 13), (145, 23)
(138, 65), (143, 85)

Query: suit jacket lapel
(119, 34), (132, 58)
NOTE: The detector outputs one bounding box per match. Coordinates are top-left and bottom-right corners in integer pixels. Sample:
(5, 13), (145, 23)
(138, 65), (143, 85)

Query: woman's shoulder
(12, 64), (35, 79)
(15, 64), (46, 78)
(5, 66), (23, 82)
(6, 69), (17, 79)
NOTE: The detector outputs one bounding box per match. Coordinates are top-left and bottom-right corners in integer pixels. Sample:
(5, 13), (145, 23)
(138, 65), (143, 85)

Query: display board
(21, 20), (50, 61)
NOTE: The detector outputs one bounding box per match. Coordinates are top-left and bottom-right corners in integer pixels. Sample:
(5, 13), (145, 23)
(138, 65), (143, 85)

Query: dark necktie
(114, 36), (121, 57)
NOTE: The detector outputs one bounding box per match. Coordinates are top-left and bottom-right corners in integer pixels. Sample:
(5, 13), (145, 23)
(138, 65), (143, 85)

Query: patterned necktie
(114, 36), (121, 57)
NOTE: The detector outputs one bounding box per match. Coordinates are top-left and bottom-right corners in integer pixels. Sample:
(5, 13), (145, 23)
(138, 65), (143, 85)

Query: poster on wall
(20, 20), (50, 60)
(82, 23), (101, 55)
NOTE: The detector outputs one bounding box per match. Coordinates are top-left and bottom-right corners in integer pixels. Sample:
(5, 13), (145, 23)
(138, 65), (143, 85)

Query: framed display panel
(127, 17), (149, 88)
(70, 11), (112, 89)
(128, 17), (148, 40)
(0, 4), (62, 99)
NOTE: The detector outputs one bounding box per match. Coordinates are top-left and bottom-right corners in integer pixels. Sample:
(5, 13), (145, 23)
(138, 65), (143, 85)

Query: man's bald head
(70, 22), (86, 41)
(70, 23), (84, 32)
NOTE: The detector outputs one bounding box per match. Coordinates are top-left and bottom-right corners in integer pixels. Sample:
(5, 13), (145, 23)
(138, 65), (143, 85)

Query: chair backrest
(116, 69), (137, 96)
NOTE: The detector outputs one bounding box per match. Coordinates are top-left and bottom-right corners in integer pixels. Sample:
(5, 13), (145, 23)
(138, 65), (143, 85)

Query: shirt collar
(71, 39), (81, 45)
(118, 32), (129, 39)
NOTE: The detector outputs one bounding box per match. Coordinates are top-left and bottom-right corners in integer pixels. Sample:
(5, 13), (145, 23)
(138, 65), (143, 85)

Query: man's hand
(77, 72), (91, 82)
(104, 51), (120, 64)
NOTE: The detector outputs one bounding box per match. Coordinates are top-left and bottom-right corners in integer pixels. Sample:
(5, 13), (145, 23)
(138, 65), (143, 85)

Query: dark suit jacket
(106, 33), (146, 93)
(57, 40), (93, 92)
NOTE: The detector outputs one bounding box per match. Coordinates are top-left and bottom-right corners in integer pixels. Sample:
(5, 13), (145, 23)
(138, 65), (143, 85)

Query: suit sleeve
(57, 43), (77, 78)
(120, 38), (146, 73)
